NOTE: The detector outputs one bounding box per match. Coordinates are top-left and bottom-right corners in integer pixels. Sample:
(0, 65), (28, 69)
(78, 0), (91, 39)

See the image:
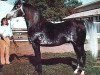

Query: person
(0, 17), (13, 65)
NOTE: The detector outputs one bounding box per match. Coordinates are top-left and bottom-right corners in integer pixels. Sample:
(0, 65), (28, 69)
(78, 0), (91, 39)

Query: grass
(0, 51), (100, 75)
(85, 51), (100, 75)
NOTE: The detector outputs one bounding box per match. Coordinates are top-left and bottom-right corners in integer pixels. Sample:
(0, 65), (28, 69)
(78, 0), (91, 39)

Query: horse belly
(39, 38), (59, 46)
(36, 32), (75, 46)
(39, 35), (67, 46)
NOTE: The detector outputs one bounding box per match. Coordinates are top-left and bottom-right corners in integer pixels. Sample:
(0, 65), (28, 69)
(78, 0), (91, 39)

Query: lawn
(0, 51), (100, 75)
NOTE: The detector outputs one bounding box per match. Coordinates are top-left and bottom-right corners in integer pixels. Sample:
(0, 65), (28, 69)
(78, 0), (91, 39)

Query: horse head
(6, 0), (25, 19)
(7, 0), (40, 25)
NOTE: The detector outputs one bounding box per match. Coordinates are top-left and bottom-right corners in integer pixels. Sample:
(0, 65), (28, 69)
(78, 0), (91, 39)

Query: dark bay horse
(6, 0), (86, 75)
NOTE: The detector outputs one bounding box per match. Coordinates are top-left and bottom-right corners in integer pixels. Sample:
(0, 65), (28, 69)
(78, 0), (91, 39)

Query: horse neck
(23, 4), (46, 31)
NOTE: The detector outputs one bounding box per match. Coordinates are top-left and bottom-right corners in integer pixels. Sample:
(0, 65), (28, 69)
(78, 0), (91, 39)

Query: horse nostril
(6, 14), (10, 18)
(6, 14), (12, 19)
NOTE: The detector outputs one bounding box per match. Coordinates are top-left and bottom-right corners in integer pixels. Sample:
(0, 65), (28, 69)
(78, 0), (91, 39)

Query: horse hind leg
(72, 42), (86, 75)
(80, 45), (86, 75)
(76, 45), (86, 75)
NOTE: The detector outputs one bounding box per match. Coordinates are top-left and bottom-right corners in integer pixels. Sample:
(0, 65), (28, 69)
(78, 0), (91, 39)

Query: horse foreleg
(32, 42), (42, 75)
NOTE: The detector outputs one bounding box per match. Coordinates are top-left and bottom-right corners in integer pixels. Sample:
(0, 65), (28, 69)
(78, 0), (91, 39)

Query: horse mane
(23, 3), (37, 11)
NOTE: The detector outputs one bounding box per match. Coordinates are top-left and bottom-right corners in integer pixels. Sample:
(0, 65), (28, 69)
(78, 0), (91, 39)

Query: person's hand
(0, 34), (3, 37)
(10, 36), (14, 40)
(11, 36), (19, 48)
(15, 44), (19, 48)
(0, 34), (4, 40)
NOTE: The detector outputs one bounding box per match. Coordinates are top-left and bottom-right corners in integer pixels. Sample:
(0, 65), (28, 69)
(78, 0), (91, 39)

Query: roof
(63, 0), (100, 19)
(64, 8), (100, 19)
(75, 0), (100, 10)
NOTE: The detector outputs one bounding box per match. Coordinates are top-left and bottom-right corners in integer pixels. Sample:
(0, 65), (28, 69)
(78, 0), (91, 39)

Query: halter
(17, 4), (25, 16)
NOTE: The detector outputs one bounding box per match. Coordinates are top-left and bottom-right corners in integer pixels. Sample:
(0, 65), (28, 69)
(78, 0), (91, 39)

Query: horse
(6, 0), (86, 75)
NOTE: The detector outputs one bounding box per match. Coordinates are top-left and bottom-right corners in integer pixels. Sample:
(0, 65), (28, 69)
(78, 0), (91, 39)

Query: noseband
(17, 4), (25, 16)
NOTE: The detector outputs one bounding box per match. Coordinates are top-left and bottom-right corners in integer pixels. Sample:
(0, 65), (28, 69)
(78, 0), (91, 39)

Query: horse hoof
(80, 70), (85, 75)
(74, 69), (78, 74)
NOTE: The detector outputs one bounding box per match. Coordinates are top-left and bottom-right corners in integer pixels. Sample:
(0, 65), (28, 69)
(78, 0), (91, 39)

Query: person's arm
(0, 26), (4, 40)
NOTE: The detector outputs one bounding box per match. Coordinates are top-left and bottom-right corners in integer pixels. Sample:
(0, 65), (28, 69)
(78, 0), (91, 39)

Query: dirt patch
(10, 41), (75, 56)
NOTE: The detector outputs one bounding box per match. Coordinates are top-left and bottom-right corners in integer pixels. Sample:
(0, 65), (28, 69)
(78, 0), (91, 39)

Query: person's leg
(5, 47), (10, 64)
(5, 38), (10, 64)
(0, 40), (6, 65)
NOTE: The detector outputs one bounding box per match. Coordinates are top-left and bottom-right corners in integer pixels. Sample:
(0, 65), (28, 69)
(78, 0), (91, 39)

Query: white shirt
(0, 25), (13, 37)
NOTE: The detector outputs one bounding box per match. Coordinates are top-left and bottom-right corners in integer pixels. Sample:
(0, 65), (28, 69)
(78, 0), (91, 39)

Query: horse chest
(33, 33), (52, 45)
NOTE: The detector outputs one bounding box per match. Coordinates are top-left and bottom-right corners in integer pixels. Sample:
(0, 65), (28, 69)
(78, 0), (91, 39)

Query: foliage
(24, 0), (82, 21)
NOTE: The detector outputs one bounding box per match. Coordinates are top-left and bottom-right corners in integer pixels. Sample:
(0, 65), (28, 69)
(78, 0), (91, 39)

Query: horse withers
(6, 0), (86, 75)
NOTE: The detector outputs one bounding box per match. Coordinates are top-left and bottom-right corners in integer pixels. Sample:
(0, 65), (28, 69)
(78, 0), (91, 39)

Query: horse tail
(84, 19), (98, 58)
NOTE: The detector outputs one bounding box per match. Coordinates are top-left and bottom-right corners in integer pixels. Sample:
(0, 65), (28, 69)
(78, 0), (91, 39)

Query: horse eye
(15, 6), (18, 9)
(15, 5), (20, 9)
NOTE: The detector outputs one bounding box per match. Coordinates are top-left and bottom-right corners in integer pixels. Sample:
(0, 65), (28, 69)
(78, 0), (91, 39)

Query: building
(74, 0), (100, 34)
(64, 0), (100, 36)
(11, 17), (28, 41)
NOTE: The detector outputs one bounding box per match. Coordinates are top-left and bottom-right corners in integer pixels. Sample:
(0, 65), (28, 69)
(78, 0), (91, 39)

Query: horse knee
(35, 64), (42, 74)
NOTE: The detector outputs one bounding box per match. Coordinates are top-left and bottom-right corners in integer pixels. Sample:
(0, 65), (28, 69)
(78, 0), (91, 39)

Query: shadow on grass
(0, 65), (3, 72)
(9, 53), (77, 71)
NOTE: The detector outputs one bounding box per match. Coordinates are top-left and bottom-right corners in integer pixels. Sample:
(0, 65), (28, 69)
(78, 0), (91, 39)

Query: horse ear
(14, 0), (23, 6)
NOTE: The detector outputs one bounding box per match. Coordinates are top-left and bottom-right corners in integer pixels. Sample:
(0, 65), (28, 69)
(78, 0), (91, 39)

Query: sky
(7, 0), (16, 4)
(7, 0), (97, 5)
(80, 0), (97, 4)
(0, 0), (96, 4)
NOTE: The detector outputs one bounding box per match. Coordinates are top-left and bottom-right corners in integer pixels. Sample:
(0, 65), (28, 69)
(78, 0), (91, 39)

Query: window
(93, 16), (100, 33)
(96, 22), (100, 33)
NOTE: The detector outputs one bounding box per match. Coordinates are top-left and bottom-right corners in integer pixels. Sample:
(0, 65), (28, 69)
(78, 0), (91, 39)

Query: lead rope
(9, 19), (19, 54)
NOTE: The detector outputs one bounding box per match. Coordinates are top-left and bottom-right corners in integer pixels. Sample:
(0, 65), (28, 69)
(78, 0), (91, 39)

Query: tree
(64, 0), (82, 14)
(24, 0), (82, 21)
